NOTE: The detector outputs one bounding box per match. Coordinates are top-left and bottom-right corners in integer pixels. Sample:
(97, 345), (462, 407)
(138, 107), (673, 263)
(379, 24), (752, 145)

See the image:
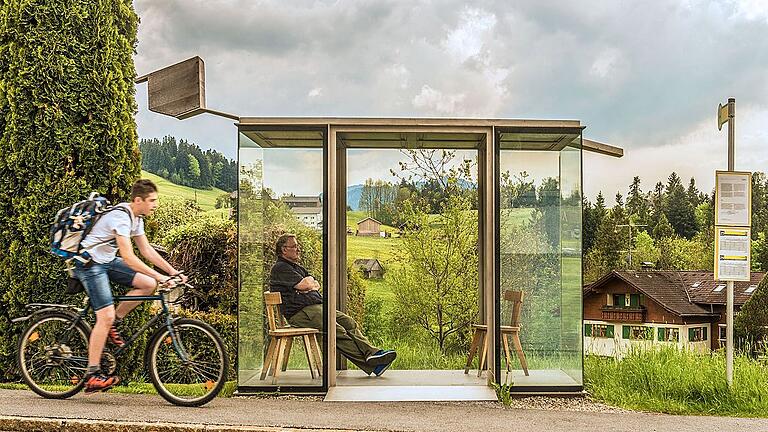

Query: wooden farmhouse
(356, 217), (382, 236)
(583, 270), (765, 357)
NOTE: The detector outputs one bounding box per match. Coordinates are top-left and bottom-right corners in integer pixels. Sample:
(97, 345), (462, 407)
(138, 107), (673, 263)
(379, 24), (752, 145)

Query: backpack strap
(76, 205), (134, 255)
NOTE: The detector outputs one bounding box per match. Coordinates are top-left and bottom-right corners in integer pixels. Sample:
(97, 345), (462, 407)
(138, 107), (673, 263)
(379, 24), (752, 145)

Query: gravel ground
(236, 393), (629, 413)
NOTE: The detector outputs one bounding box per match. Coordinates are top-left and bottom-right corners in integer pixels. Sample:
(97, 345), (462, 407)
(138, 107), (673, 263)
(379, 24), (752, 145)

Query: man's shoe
(366, 350), (397, 366)
(108, 323), (126, 348)
(84, 373), (120, 393)
(372, 359), (394, 377)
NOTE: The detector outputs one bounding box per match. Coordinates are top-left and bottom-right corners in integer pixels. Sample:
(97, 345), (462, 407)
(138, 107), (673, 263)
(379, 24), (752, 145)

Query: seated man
(269, 233), (396, 376)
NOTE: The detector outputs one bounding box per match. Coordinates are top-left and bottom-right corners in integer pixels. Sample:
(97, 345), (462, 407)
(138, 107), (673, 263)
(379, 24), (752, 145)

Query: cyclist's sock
(86, 364), (100, 377)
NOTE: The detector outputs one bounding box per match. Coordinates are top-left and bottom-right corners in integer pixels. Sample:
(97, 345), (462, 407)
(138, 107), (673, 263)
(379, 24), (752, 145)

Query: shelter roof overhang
(236, 117), (623, 157)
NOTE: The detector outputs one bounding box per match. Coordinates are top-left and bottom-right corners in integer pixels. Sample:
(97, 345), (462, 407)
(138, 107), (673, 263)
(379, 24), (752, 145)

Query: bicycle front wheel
(146, 318), (228, 407)
(18, 311), (91, 399)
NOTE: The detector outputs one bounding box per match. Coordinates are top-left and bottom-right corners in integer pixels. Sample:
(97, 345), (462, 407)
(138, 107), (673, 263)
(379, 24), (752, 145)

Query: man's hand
(155, 274), (177, 289)
(296, 276), (320, 292)
(171, 271), (188, 284)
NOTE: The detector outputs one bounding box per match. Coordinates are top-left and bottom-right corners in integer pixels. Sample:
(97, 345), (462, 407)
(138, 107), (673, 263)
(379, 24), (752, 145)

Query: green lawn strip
(585, 349), (768, 417)
(1, 381), (237, 398)
(142, 170), (228, 212)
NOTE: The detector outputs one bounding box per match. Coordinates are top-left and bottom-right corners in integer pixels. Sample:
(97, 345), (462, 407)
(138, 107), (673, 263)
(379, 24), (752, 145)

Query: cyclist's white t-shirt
(80, 203), (145, 264)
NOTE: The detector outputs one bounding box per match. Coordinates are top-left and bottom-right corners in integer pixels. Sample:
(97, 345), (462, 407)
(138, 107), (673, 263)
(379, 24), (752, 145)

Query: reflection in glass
(498, 131), (582, 388)
(238, 131), (324, 388)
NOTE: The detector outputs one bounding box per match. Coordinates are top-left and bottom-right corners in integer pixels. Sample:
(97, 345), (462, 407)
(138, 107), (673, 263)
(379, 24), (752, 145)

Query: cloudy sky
(134, 0), (768, 200)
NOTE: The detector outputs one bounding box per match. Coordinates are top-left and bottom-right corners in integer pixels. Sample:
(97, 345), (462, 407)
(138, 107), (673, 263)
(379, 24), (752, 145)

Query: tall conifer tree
(0, 0), (140, 373)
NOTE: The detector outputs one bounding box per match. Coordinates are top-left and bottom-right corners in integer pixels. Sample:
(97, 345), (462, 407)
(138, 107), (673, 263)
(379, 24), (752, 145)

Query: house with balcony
(583, 270), (765, 357)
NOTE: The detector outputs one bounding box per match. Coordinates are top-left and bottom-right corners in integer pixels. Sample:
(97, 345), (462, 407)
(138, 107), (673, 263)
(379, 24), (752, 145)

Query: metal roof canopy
(237, 118), (623, 157)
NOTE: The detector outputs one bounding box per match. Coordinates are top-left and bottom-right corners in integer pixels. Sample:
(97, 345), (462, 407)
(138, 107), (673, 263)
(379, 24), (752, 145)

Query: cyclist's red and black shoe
(84, 373), (120, 393)
(108, 323), (126, 348)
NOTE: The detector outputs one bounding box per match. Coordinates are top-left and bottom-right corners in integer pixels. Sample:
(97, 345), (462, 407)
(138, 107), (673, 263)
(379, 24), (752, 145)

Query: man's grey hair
(275, 233), (297, 258)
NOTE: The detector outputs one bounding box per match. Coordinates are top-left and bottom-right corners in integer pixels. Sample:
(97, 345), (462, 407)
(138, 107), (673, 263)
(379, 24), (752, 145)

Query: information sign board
(715, 171), (751, 227)
(715, 227), (751, 282)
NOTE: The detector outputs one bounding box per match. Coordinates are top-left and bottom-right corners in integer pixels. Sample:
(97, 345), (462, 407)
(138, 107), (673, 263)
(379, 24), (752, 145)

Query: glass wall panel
(238, 128), (325, 389)
(559, 138), (583, 385)
(497, 129), (583, 389)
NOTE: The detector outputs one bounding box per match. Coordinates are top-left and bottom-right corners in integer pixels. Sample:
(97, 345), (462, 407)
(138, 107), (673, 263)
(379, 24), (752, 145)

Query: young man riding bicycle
(71, 179), (186, 393)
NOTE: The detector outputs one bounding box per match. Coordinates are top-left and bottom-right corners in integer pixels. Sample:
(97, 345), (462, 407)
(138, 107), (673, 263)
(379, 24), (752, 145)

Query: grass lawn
(585, 348), (768, 417)
(142, 170), (228, 212)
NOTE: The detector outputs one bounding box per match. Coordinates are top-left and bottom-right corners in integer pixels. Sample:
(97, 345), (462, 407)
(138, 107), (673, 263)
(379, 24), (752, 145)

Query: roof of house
(585, 270), (766, 318)
(353, 258), (383, 271)
(356, 217), (382, 226)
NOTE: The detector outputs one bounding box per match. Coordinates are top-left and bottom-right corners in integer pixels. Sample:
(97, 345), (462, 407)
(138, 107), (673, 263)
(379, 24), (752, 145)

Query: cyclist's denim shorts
(72, 258), (137, 311)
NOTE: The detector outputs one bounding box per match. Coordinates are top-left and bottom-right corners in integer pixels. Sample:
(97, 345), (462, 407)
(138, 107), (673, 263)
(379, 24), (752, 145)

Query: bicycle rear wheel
(18, 311), (90, 399)
(146, 318), (228, 407)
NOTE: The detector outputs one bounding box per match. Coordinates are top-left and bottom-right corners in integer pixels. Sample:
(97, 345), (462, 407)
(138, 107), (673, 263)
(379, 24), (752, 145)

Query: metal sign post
(715, 98), (751, 388)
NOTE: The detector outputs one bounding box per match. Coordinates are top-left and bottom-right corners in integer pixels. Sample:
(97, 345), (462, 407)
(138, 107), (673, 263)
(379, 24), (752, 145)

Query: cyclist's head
(130, 179), (159, 217)
(276, 234), (300, 261)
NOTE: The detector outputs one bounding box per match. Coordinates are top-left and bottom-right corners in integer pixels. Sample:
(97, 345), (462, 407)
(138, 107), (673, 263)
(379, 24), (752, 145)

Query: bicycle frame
(17, 289), (193, 365)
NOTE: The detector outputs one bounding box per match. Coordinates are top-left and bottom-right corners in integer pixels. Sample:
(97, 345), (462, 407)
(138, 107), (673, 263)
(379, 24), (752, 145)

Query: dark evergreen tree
(582, 197), (599, 254)
(626, 176), (649, 224)
(0, 0), (141, 377)
(687, 177), (702, 208)
(664, 172), (697, 239)
(752, 172), (768, 241)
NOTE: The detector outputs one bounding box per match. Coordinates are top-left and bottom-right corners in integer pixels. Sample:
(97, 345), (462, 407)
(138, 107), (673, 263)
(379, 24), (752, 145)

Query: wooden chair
(464, 290), (529, 377)
(260, 292), (322, 384)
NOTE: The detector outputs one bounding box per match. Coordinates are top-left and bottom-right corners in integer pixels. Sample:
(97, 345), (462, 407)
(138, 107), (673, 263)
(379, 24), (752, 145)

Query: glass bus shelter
(236, 117), (621, 399)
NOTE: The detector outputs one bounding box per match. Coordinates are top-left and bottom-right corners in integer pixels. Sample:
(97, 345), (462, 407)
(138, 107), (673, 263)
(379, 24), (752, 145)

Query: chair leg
(281, 338), (293, 371)
(464, 328), (483, 374)
(272, 338), (287, 385)
(311, 334), (323, 377)
(260, 337), (276, 380)
(511, 332), (529, 376)
(302, 335), (316, 379)
(502, 333), (512, 372)
(268, 336), (282, 377)
(477, 329), (488, 378)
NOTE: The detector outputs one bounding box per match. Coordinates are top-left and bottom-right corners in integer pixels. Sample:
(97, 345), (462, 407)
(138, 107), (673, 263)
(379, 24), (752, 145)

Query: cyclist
(71, 179), (187, 393)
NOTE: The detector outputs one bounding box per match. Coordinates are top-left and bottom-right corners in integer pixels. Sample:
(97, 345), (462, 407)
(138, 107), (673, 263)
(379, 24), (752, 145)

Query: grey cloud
(134, 0), (768, 158)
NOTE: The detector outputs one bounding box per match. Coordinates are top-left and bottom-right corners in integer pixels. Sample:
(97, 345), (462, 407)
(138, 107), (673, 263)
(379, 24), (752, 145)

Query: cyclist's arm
(133, 234), (181, 277)
(115, 235), (166, 283)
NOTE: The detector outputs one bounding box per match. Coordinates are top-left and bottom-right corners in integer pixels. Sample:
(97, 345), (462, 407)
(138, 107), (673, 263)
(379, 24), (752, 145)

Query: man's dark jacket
(269, 256), (322, 318)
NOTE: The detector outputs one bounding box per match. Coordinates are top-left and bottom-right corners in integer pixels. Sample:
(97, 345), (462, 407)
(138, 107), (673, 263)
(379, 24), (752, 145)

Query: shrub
(144, 196), (202, 244)
(346, 260), (367, 327)
(0, 0), (140, 378)
(735, 276), (768, 351)
(176, 309), (237, 381)
(163, 217), (237, 314)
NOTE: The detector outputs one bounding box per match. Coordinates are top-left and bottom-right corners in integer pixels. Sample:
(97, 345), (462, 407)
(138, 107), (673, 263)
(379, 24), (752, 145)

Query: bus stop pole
(726, 98), (735, 388)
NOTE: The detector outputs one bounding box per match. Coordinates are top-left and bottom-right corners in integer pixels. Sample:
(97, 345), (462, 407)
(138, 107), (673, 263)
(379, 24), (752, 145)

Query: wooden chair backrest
(503, 290), (524, 327)
(264, 291), (285, 331)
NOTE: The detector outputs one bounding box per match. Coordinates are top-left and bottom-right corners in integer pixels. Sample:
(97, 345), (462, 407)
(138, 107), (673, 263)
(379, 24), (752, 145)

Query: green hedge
(176, 309), (237, 381)
(0, 0), (140, 379)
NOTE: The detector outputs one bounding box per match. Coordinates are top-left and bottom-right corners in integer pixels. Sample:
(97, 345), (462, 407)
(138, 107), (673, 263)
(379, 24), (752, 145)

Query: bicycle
(12, 274), (229, 407)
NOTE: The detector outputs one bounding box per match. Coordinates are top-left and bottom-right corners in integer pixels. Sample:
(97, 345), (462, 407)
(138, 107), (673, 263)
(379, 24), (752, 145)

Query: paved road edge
(0, 415), (374, 432)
